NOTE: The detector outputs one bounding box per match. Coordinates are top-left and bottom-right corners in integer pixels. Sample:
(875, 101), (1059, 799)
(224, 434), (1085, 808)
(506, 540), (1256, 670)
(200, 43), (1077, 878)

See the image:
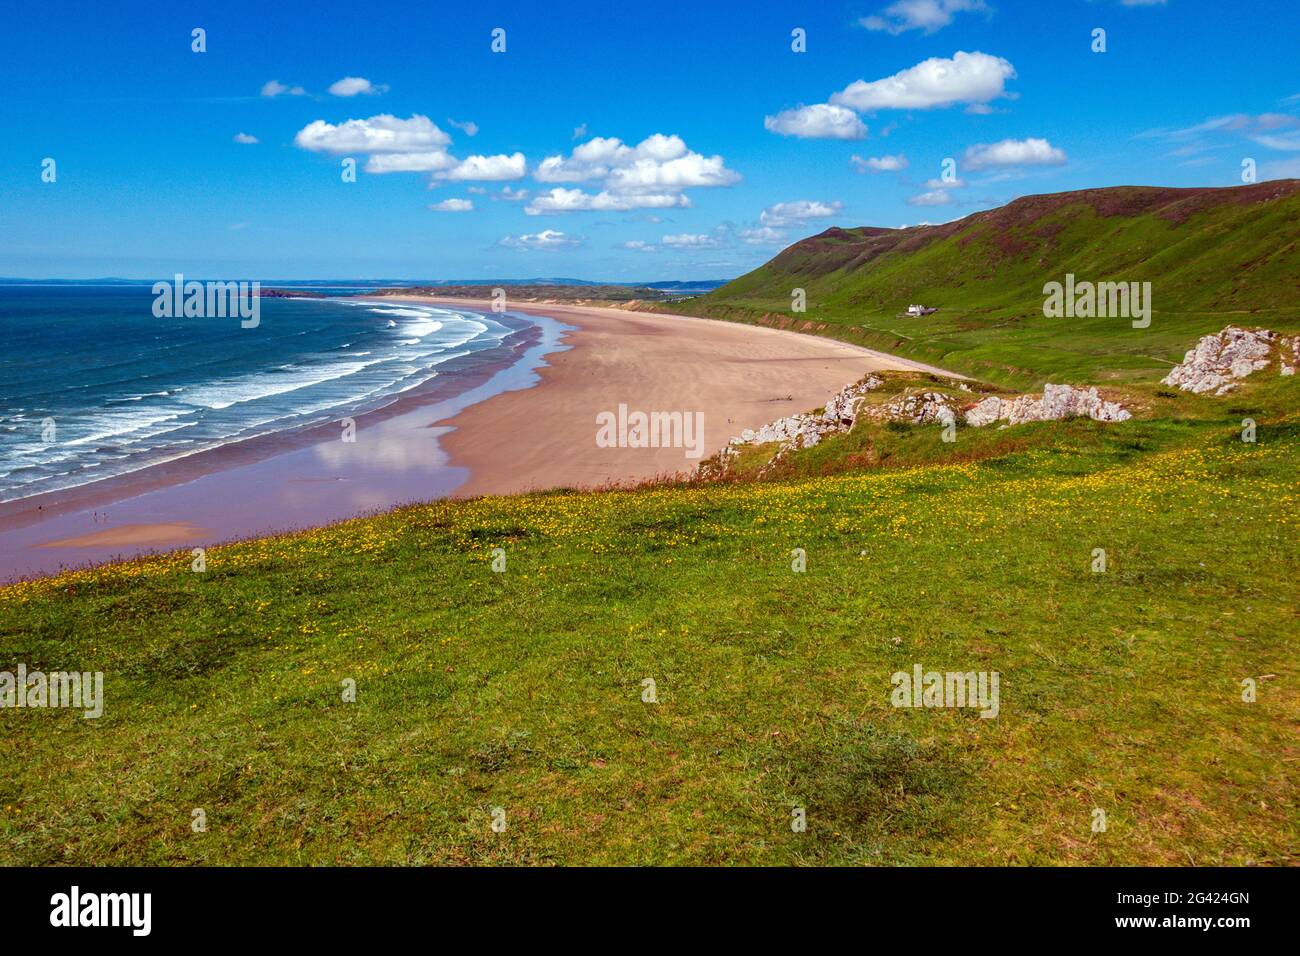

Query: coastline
(388, 295), (960, 497)
(0, 298), (955, 581)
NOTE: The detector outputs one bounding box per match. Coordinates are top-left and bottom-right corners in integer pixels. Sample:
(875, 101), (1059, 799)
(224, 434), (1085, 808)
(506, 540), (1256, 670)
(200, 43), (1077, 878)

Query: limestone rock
(1162, 326), (1276, 395)
(963, 384), (1130, 427)
(730, 374), (884, 452)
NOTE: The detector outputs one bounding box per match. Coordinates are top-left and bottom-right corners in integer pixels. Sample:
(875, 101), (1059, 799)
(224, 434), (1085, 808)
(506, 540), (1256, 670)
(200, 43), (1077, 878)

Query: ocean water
(0, 285), (518, 503)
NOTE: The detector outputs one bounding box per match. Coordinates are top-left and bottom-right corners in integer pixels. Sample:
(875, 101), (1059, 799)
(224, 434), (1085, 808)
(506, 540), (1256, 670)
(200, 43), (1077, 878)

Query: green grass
(665, 182), (1300, 389)
(3, 372), (1296, 865)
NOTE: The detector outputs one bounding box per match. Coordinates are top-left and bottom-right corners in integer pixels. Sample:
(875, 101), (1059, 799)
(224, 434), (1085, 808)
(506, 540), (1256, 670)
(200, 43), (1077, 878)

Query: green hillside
(3, 378), (1298, 865)
(668, 181), (1300, 389)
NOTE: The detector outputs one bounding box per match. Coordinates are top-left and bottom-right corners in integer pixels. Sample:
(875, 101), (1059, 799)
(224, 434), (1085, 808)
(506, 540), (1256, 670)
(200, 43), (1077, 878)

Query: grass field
(3, 369), (1296, 865)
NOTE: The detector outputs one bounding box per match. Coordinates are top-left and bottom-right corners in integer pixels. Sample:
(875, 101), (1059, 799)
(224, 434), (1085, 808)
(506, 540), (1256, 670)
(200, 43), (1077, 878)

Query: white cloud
(573, 123), (588, 140)
(623, 240), (658, 253)
(295, 114), (451, 154)
(364, 151), (456, 173)
(1252, 132), (1300, 151)
(662, 233), (722, 248)
(963, 137), (1067, 170)
(261, 80), (305, 97)
(233, 132), (259, 145)
(525, 187), (689, 215)
(924, 176), (966, 188)
(498, 229), (582, 250)
(907, 190), (954, 206)
(860, 0), (988, 35)
(759, 200), (843, 228)
(738, 226), (788, 245)
(436, 152), (527, 181)
(496, 186), (531, 202)
(447, 118), (479, 136)
(429, 198), (474, 212)
(764, 104), (868, 140)
(329, 76), (388, 97)
(851, 153), (908, 172)
(830, 51), (1016, 111)
(535, 134), (737, 186)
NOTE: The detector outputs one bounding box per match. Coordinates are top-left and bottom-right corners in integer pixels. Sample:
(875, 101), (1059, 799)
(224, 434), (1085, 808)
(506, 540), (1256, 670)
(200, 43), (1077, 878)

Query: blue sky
(2, 0), (1298, 280)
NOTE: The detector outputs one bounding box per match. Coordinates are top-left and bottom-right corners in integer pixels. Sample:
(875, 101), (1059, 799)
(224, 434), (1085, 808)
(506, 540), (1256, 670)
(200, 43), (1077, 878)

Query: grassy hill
(666, 181), (1300, 389)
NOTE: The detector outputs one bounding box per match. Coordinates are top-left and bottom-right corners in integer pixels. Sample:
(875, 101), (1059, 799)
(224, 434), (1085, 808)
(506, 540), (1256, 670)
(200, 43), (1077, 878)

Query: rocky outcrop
(964, 383), (1130, 427)
(731, 375), (883, 451)
(1161, 326), (1295, 395)
(860, 391), (958, 426)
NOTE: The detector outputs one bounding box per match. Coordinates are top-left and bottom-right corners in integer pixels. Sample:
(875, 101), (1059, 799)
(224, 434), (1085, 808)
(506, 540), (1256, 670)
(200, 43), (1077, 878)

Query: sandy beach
(401, 297), (958, 496)
(1, 300), (954, 579)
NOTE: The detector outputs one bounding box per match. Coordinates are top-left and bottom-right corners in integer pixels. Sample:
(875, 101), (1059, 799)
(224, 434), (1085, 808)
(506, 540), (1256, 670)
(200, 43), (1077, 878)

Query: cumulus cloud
(295, 114), (451, 154)
(436, 152), (526, 181)
(429, 198), (473, 212)
(447, 118), (479, 136)
(860, 0), (989, 35)
(525, 187), (689, 215)
(851, 153), (908, 173)
(261, 79), (305, 97)
(759, 200), (843, 228)
(623, 239), (658, 252)
(535, 134), (739, 189)
(962, 137), (1067, 170)
(498, 229), (582, 250)
(764, 104), (867, 140)
(496, 186), (531, 202)
(907, 189), (954, 206)
(830, 51), (1016, 111)
(233, 132), (259, 144)
(295, 114), (536, 188)
(329, 76), (388, 97)
(527, 134), (737, 214)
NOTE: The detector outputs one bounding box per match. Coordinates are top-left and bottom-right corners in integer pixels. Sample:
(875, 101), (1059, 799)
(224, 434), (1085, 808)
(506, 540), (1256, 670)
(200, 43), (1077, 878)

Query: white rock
(964, 383), (1130, 427)
(1162, 326), (1276, 395)
(725, 374), (886, 454)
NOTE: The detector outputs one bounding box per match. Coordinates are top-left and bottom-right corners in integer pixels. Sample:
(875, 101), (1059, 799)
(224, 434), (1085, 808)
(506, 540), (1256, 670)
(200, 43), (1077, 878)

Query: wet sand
(1, 300), (956, 581)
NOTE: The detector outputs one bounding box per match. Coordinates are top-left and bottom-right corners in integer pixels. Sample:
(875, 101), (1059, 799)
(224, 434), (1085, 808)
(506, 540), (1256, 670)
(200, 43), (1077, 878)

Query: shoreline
(0, 306), (543, 537)
(388, 295), (961, 498)
(0, 298), (958, 581)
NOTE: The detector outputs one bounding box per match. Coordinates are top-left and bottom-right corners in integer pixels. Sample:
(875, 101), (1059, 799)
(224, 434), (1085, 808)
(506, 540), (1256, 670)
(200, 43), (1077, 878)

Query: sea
(0, 284), (523, 505)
